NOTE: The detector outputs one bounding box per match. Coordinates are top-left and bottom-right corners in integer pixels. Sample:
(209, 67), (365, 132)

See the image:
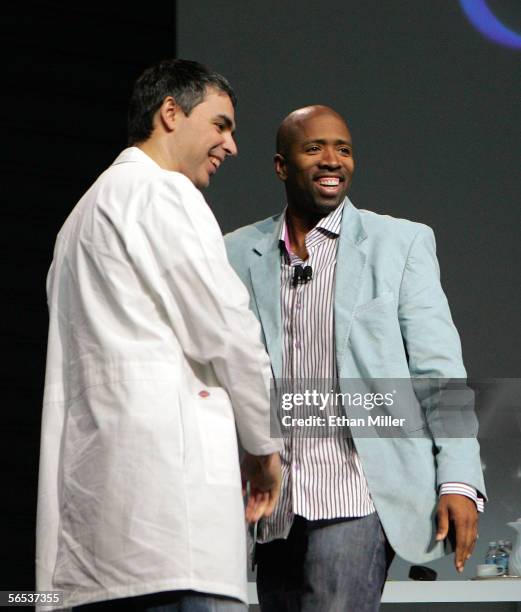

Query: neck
(285, 205), (323, 260)
(136, 137), (178, 172)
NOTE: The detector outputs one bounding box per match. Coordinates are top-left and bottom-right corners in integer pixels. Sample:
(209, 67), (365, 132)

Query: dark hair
(127, 58), (237, 145)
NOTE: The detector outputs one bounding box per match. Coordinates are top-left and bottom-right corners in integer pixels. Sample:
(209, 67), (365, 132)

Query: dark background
(1, 0), (520, 598)
(1, 1), (176, 589)
(179, 0), (521, 380)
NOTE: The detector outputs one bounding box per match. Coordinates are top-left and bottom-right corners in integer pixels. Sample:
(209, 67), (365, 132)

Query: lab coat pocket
(196, 389), (241, 487)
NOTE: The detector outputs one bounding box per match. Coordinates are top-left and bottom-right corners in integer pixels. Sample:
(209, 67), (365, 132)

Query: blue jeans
(256, 512), (394, 612)
(74, 590), (246, 612)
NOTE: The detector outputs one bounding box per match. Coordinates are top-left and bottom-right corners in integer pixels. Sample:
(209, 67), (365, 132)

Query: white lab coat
(36, 147), (281, 609)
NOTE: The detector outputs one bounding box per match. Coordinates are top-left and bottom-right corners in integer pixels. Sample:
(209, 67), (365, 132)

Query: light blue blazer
(225, 199), (486, 563)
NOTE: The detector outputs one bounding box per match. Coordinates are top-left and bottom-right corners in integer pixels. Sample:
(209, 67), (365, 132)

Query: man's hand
(241, 452), (282, 524)
(436, 494), (478, 573)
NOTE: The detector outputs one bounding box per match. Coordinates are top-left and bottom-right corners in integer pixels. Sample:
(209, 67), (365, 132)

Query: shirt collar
(279, 200), (345, 255)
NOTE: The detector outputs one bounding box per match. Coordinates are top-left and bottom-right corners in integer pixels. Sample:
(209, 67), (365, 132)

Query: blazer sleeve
(128, 173), (282, 456)
(398, 225), (486, 497)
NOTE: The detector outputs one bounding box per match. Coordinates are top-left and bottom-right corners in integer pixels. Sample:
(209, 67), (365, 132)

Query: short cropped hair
(127, 58), (237, 145)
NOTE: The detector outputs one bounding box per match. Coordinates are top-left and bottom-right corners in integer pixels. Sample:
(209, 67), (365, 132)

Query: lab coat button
(198, 390), (210, 398)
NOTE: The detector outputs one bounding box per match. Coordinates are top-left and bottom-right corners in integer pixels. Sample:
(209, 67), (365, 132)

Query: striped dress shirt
(259, 202), (482, 543)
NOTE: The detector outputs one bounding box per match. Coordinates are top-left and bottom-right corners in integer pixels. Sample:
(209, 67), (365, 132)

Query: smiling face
(275, 107), (354, 215)
(170, 87), (237, 189)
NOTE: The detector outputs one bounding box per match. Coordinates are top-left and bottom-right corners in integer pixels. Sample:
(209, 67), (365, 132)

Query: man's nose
(223, 133), (238, 157)
(318, 148), (341, 167)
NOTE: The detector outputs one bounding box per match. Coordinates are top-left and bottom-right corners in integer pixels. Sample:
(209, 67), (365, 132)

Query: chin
(313, 199), (344, 214)
(193, 176), (210, 191)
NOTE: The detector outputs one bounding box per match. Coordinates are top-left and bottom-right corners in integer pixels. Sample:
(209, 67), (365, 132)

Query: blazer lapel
(249, 220), (283, 379)
(246, 203), (366, 379)
(334, 201), (367, 373)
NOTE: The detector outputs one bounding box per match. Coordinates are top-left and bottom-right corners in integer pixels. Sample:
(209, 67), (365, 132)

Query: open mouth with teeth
(208, 156), (221, 174)
(314, 175), (344, 197)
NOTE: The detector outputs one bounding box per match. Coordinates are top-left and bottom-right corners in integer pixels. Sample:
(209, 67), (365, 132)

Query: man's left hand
(436, 494), (478, 573)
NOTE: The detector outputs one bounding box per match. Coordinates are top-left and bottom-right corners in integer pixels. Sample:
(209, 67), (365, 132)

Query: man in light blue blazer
(225, 105), (486, 611)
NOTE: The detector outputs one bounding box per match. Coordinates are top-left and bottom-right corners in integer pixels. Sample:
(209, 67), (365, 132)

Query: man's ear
(274, 153), (288, 181)
(157, 96), (179, 132)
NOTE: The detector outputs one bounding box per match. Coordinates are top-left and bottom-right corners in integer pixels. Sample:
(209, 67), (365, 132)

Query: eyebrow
(216, 113), (236, 134)
(301, 138), (352, 147)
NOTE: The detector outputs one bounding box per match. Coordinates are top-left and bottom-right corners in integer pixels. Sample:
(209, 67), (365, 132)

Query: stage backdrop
(1, 2), (176, 590)
(178, 0), (521, 585)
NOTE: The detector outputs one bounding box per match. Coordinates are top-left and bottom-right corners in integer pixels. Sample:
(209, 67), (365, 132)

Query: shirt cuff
(439, 482), (485, 512)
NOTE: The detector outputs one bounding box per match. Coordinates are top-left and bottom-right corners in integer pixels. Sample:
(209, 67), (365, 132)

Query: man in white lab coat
(36, 59), (282, 611)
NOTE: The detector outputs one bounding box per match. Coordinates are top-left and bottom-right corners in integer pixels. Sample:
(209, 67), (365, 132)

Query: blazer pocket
(354, 292), (395, 315)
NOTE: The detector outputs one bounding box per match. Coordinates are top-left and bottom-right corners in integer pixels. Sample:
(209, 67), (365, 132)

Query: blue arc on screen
(459, 0), (521, 49)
